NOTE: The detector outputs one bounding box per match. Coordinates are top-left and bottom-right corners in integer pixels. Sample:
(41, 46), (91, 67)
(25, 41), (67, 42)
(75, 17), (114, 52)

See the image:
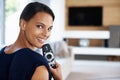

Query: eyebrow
(36, 22), (53, 28)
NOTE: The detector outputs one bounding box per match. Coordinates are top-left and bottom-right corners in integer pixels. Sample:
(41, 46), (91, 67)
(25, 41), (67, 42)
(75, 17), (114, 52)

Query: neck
(5, 31), (36, 54)
(13, 31), (35, 50)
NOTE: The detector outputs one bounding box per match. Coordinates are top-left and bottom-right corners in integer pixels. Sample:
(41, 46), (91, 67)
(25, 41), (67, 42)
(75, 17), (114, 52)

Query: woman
(0, 2), (62, 80)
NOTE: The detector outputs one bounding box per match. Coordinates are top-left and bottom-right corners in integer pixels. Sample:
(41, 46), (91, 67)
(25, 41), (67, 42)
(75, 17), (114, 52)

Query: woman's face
(21, 12), (53, 48)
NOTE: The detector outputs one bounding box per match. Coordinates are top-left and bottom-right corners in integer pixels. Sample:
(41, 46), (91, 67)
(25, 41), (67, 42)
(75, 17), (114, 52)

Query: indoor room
(0, 0), (120, 80)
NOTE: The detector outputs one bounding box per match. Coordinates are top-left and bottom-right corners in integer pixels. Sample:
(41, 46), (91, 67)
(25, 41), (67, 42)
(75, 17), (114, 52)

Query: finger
(54, 61), (61, 67)
(50, 66), (55, 71)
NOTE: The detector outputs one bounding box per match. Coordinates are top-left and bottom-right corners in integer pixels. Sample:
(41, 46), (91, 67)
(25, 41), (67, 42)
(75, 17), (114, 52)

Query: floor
(66, 72), (120, 80)
(66, 60), (120, 80)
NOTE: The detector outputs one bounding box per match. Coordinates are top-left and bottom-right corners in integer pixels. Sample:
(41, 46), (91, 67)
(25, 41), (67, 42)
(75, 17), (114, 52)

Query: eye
(36, 25), (43, 29)
(48, 27), (53, 32)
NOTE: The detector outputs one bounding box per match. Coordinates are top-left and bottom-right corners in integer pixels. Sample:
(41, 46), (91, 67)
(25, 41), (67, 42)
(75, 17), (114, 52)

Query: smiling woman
(0, 2), (62, 80)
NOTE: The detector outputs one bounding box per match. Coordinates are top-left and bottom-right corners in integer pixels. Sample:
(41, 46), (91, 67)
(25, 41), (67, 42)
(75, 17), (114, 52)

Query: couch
(49, 41), (72, 80)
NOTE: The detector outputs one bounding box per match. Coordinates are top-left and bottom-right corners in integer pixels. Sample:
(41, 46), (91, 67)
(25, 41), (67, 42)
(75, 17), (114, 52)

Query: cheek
(25, 27), (39, 40)
(29, 29), (40, 39)
(48, 33), (51, 37)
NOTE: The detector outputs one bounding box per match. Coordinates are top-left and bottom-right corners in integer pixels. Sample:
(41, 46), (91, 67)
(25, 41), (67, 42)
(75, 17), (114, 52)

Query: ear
(19, 19), (27, 30)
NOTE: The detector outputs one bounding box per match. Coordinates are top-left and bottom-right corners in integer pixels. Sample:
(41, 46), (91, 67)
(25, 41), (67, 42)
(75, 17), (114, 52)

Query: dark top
(0, 47), (52, 80)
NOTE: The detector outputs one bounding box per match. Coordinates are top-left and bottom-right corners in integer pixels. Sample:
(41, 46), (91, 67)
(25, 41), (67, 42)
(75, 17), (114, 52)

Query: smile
(37, 38), (45, 44)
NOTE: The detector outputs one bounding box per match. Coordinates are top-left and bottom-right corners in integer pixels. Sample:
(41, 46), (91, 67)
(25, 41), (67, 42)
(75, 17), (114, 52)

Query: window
(0, 0), (5, 45)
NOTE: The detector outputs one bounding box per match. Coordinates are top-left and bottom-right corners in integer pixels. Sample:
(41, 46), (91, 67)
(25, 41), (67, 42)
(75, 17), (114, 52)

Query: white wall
(35, 0), (50, 6)
(49, 0), (65, 42)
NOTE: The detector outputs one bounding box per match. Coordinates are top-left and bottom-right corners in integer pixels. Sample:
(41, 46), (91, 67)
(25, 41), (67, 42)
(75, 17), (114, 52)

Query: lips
(37, 38), (45, 44)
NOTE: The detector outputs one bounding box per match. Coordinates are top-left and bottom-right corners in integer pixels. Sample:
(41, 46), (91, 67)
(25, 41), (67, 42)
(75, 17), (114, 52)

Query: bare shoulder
(31, 66), (49, 80)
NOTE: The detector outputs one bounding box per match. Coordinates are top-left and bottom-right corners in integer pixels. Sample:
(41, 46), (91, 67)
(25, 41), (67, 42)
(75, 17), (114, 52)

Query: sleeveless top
(0, 47), (52, 80)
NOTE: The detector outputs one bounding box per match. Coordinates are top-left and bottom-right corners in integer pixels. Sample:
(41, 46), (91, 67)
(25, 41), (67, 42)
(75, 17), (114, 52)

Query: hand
(50, 61), (62, 80)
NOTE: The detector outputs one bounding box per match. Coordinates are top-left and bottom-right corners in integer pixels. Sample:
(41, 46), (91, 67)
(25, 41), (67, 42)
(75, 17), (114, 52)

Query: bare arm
(50, 62), (62, 80)
(31, 66), (48, 80)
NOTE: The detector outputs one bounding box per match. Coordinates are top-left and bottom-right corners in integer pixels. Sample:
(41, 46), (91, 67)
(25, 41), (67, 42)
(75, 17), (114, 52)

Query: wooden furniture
(65, 0), (120, 46)
(70, 46), (120, 56)
(70, 46), (120, 62)
(65, 0), (120, 30)
(64, 31), (109, 46)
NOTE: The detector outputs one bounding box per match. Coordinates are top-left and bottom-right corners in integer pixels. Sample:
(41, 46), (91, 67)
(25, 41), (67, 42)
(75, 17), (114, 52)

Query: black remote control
(42, 44), (56, 69)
